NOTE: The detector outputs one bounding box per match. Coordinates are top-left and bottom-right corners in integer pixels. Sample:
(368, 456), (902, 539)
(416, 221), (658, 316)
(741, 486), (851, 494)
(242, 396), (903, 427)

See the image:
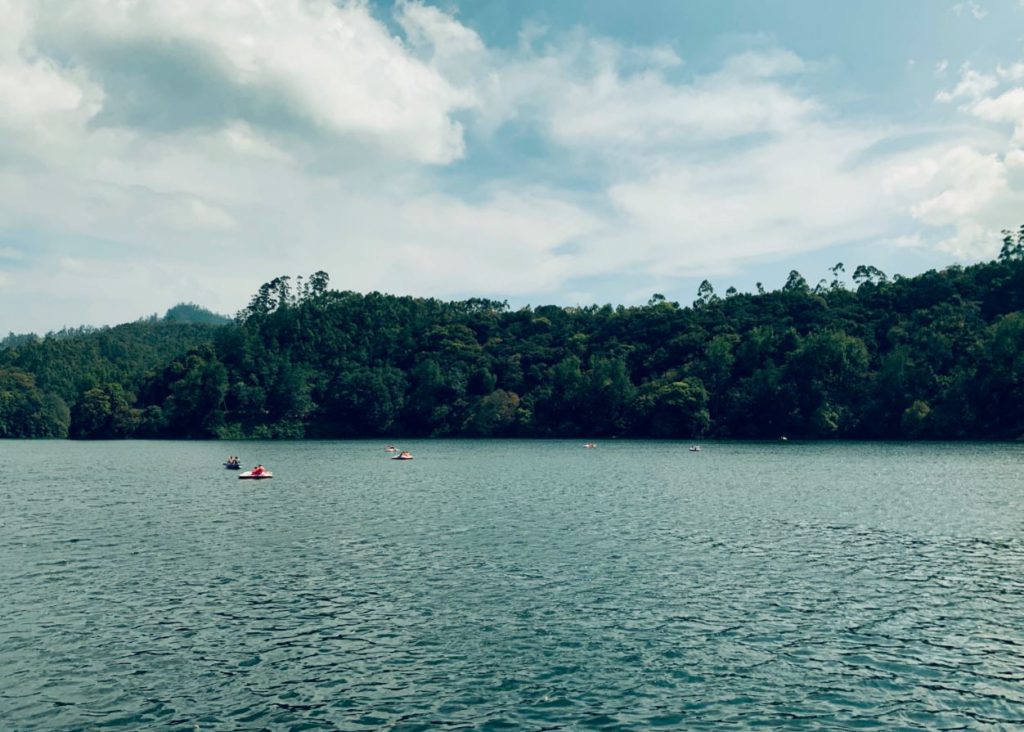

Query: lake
(1, 440), (1022, 730)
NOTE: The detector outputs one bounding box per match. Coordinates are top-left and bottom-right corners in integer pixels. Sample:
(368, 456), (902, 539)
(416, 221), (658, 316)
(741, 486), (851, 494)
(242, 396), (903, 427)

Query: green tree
(632, 376), (710, 437)
(0, 369), (69, 437)
(464, 389), (522, 436)
(998, 226), (1024, 262)
(901, 400), (931, 438)
(70, 383), (139, 438)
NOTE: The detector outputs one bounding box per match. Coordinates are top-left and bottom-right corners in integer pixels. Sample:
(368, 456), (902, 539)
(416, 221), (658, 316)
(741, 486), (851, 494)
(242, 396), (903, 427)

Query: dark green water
(1, 440), (1022, 730)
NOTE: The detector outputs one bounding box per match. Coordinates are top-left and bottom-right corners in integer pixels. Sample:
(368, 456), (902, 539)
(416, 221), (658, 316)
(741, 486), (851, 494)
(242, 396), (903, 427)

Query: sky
(3, 0), (1024, 334)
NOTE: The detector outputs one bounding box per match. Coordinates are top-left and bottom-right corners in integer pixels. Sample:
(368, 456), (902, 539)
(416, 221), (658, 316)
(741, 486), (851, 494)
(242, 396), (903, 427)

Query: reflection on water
(1, 440), (1022, 729)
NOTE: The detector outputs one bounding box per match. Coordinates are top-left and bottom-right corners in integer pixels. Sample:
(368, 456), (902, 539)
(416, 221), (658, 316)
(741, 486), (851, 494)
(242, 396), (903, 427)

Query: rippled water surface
(1, 440), (1022, 730)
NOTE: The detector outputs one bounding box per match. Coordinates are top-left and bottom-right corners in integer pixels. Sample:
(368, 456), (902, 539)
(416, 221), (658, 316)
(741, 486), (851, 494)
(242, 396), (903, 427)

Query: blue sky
(2, 0), (1024, 333)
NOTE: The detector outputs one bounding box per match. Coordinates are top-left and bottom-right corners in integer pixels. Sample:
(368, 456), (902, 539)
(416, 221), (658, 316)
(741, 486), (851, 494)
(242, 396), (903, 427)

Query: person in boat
(252, 464), (265, 476)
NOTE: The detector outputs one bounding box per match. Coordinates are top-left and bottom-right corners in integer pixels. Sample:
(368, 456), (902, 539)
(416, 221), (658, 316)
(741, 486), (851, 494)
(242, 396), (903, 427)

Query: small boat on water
(392, 451), (413, 460)
(385, 445), (398, 453)
(224, 458), (241, 469)
(689, 446), (702, 452)
(239, 466), (273, 479)
(584, 442), (597, 448)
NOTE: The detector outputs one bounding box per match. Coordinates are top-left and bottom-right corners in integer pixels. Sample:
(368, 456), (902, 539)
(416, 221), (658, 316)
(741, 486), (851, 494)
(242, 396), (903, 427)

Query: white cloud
(325, 189), (602, 295)
(869, 48), (1024, 263)
(970, 87), (1024, 141)
(882, 233), (927, 249)
(0, 0), (103, 160)
(3, 0), (1024, 333)
(884, 143), (1024, 258)
(397, 0), (485, 60)
(477, 41), (819, 155)
(718, 48), (806, 78)
(997, 62), (1024, 81)
(935, 59), (949, 76)
(936, 64), (998, 102)
(911, 54), (1024, 258)
(218, 121), (293, 163)
(951, 1), (988, 19)
(588, 125), (901, 277)
(549, 73), (818, 151)
(903, 147), (1006, 223)
(28, 0), (475, 164)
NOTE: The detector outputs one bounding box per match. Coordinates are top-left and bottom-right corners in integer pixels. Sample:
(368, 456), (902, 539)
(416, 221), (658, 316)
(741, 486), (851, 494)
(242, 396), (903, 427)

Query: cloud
(588, 124), (902, 278)
(896, 146), (1007, 224)
(880, 60), (1024, 261)
(951, 1), (988, 20)
(909, 56), (1024, 257)
(29, 0), (475, 164)
(0, 0), (103, 161)
(396, 0), (485, 60)
(997, 62), (1024, 81)
(472, 40), (819, 160)
(936, 64), (998, 102)
(463, 38), (934, 281)
(2, 0), (1024, 333)
(970, 87), (1024, 141)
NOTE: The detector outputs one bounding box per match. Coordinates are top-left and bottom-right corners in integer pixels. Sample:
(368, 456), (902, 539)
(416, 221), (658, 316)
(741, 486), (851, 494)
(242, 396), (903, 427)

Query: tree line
(2, 228), (1024, 440)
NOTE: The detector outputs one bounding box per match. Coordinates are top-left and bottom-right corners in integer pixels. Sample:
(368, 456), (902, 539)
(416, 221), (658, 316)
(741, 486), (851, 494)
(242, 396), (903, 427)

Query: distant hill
(162, 303), (231, 325)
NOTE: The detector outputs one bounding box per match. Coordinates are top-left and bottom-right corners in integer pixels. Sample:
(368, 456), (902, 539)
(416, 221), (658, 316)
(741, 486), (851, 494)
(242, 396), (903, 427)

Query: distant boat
(584, 442), (597, 448)
(392, 451), (413, 460)
(239, 467), (272, 479)
(385, 445), (398, 452)
(224, 460), (241, 470)
(689, 446), (702, 452)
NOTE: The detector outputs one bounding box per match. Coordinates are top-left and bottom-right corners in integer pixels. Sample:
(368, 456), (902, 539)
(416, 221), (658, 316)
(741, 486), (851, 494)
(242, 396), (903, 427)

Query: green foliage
(70, 383), (139, 439)
(6, 233), (1024, 440)
(0, 369), (69, 437)
(633, 376), (710, 437)
(901, 400), (931, 438)
(999, 226), (1024, 263)
(783, 270), (810, 294)
(163, 302), (231, 325)
(464, 389), (522, 436)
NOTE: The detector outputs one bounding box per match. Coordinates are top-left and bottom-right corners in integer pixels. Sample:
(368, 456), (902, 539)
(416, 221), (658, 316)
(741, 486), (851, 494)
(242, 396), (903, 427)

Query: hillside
(2, 231), (1023, 440)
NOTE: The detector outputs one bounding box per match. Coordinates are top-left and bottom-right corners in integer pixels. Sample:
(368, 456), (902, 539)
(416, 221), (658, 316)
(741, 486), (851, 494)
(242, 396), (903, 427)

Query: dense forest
(3, 229), (1024, 440)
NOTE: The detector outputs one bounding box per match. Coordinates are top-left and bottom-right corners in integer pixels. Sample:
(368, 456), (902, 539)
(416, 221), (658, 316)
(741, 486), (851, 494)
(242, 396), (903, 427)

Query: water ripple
(1, 440), (1022, 729)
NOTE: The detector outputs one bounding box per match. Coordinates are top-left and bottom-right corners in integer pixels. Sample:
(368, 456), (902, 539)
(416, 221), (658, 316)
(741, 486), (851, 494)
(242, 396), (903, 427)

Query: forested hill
(3, 232), (1024, 440)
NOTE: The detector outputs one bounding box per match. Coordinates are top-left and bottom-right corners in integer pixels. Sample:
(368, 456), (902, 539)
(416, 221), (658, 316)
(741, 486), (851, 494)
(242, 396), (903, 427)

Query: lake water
(1, 440), (1022, 730)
